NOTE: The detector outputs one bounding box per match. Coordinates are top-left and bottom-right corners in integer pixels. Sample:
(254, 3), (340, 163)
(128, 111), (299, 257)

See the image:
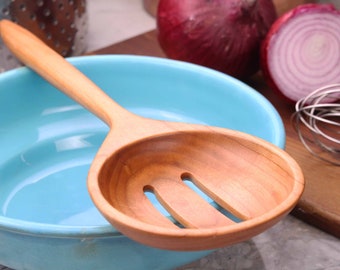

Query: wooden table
(92, 30), (340, 238)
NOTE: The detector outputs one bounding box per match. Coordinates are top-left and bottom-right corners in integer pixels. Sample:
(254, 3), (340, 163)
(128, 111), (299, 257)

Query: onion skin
(157, 0), (277, 79)
(261, 4), (340, 103)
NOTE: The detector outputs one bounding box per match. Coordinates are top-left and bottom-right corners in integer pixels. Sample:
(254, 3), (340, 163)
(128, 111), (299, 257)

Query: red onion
(157, 0), (277, 79)
(261, 4), (340, 103)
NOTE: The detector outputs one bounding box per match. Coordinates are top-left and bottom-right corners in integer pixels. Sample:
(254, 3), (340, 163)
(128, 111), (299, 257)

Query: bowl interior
(0, 55), (284, 235)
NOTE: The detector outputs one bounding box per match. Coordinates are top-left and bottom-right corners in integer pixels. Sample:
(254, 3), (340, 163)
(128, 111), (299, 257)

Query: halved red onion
(261, 4), (340, 103)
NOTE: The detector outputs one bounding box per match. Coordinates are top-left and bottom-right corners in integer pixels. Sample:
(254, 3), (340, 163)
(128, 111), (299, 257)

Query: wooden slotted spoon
(0, 20), (304, 251)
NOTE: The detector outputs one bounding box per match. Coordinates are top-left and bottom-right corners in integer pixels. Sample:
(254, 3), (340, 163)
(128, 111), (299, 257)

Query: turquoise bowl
(0, 55), (285, 270)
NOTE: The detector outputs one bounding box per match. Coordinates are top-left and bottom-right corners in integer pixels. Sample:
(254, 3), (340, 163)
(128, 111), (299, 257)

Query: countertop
(1, 1), (339, 269)
(1, 218), (339, 270)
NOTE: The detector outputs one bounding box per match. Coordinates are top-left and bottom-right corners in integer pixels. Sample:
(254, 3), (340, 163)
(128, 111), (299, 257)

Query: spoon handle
(0, 19), (128, 127)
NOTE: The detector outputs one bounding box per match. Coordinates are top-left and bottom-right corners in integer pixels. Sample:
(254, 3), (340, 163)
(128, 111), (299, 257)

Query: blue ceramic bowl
(0, 55), (285, 270)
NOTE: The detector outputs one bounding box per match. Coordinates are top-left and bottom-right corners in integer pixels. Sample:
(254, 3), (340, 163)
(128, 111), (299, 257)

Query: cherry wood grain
(92, 30), (340, 238)
(1, 20), (304, 251)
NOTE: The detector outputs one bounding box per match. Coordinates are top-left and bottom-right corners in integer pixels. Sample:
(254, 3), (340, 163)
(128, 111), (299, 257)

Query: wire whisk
(292, 84), (340, 166)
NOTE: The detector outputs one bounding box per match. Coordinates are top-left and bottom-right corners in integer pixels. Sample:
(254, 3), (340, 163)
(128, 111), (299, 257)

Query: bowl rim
(0, 54), (285, 238)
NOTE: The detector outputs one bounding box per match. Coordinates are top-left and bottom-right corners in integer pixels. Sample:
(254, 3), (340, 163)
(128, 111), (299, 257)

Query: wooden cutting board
(91, 31), (340, 238)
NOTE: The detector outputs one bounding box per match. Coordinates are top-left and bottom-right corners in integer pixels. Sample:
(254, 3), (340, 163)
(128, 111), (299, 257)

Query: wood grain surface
(91, 30), (340, 238)
(1, 19), (305, 250)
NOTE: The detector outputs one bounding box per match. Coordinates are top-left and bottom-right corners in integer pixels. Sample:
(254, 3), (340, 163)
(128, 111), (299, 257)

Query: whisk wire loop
(292, 84), (340, 166)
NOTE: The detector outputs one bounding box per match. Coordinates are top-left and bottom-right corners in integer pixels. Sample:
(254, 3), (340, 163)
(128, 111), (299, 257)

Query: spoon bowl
(0, 19), (304, 251)
(94, 127), (303, 250)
